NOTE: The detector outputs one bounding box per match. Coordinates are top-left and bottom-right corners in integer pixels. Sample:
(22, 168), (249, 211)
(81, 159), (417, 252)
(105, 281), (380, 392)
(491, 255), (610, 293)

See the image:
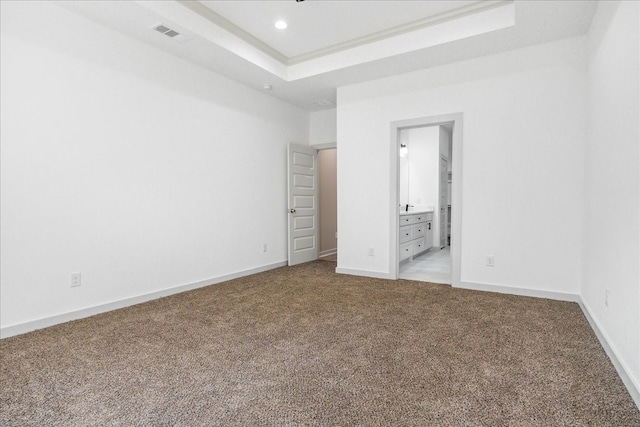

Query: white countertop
(400, 210), (433, 216)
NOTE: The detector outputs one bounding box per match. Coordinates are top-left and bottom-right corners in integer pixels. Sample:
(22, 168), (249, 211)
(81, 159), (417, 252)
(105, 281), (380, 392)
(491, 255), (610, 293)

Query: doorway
(396, 124), (452, 283)
(318, 148), (337, 261)
(287, 145), (337, 266)
(389, 113), (463, 286)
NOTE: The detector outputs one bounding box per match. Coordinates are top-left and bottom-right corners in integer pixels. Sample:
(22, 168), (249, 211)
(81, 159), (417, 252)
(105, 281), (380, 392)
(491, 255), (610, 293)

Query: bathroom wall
(403, 126), (445, 248)
(405, 126), (438, 212)
(398, 138), (410, 207)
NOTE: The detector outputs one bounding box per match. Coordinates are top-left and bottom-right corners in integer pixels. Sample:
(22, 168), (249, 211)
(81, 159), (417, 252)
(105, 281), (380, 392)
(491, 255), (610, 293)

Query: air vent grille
(151, 24), (190, 43)
(154, 25), (171, 34)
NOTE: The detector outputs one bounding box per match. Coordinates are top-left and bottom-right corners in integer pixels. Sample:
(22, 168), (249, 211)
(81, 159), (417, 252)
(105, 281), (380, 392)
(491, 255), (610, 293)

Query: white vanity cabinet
(399, 212), (433, 262)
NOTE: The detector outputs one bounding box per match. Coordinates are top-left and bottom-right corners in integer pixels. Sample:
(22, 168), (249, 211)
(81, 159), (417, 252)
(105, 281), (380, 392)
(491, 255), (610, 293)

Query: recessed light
(274, 20), (287, 30)
(262, 84), (272, 90)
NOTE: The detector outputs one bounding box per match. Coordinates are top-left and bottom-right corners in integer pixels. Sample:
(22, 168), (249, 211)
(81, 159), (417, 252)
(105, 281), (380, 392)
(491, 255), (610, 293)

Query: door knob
(288, 209), (296, 213)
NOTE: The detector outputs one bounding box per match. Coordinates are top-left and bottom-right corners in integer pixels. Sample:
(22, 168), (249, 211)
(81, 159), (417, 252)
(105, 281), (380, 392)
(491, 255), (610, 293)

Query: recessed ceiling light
(274, 20), (288, 30)
(262, 84), (272, 90)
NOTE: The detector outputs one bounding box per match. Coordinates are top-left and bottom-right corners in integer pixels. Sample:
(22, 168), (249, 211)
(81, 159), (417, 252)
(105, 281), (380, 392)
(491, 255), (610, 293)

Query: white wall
(0, 1), (309, 334)
(337, 35), (586, 293)
(309, 108), (337, 147)
(583, 0), (639, 402)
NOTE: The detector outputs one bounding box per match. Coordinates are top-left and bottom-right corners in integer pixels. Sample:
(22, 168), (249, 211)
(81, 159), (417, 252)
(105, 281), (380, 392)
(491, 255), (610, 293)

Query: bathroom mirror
(399, 140), (410, 208)
(398, 125), (450, 212)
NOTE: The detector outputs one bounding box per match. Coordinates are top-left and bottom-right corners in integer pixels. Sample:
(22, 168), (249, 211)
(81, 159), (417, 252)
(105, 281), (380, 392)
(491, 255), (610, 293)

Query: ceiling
(59, 0), (597, 112)
(199, 1), (481, 59)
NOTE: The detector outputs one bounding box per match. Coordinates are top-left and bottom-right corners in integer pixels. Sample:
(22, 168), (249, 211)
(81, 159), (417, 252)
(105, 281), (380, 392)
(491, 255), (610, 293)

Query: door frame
(389, 113), (463, 286)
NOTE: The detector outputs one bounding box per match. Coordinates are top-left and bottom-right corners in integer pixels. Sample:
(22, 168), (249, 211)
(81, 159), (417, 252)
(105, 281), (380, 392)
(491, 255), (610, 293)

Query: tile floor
(399, 246), (451, 284)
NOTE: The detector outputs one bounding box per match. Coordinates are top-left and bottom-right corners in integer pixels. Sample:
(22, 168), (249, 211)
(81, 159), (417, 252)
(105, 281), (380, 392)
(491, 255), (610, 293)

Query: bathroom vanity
(399, 211), (433, 262)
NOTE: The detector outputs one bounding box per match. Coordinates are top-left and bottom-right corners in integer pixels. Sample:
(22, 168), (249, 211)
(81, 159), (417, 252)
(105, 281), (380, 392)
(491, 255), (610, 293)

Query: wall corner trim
(578, 298), (640, 409)
(0, 261), (288, 339)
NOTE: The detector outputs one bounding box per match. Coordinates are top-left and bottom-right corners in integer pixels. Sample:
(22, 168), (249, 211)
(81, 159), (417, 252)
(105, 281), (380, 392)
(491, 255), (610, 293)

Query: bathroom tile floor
(399, 246), (451, 284)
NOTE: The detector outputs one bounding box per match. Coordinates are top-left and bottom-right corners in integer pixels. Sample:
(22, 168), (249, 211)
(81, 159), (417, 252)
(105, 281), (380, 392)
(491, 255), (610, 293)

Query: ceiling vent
(152, 24), (190, 43)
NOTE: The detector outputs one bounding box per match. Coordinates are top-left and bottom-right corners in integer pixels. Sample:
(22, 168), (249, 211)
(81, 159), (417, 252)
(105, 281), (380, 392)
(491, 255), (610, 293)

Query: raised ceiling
(199, 1), (481, 59)
(59, 0), (597, 111)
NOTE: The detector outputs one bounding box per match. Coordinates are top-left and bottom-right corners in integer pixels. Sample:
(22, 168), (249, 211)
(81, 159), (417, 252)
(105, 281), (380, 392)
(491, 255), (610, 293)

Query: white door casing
(389, 112), (463, 285)
(287, 144), (319, 266)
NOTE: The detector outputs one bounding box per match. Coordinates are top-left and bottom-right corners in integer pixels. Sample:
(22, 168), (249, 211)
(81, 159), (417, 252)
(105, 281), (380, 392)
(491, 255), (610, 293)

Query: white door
(439, 156), (448, 248)
(287, 144), (319, 266)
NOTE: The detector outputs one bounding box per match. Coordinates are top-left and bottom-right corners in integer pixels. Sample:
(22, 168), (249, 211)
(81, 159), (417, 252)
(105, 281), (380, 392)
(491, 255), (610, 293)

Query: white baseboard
(578, 298), (640, 409)
(0, 260), (287, 339)
(335, 267), (393, 280)
(454, 280), (580, 302)
(319, 249), (337, 257)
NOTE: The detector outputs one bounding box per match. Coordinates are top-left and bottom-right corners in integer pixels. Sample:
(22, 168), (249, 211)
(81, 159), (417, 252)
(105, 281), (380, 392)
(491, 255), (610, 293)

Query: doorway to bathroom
(398, 124), (451, 283)
(389, 113), (463, 286)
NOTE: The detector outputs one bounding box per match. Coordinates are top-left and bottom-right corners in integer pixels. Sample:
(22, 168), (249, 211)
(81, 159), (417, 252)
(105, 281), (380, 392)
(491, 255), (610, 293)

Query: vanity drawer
(399, 225), (413, 243)
(399, 242), (413, 261)
(413, 238), (427, 255)
(399, 215), (415, 226)
(414, 213), (432, 223)
(413, 223), (426, 238)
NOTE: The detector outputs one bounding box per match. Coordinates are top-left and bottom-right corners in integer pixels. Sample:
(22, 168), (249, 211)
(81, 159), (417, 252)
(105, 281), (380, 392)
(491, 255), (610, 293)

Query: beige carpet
(1, 260), (639, 426)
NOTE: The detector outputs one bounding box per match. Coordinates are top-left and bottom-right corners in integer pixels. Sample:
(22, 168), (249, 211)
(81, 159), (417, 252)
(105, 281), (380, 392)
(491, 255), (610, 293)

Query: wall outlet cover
(71, 272), (81, 288)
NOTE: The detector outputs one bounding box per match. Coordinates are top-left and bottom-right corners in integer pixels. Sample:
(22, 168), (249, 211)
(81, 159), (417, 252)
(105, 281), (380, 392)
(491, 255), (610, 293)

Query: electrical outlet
(262, 243), (268, 253)
(71, 272), (81, 288)
(605, 288), (610, 307)
(368, 248), (375, 256)
(486, 255), (495, 267)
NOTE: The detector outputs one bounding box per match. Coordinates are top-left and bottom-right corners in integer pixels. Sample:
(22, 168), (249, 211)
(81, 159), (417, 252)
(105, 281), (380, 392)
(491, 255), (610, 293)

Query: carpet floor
(1, 260), (639, 426)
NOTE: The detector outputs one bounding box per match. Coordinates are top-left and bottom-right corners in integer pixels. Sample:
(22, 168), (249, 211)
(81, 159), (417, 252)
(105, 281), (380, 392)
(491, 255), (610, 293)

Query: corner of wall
(309, 108), (337, 147)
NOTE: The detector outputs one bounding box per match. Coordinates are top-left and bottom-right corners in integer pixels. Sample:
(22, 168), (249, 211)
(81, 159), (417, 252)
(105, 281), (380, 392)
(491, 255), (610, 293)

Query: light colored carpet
(1, 260), (639, 426)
